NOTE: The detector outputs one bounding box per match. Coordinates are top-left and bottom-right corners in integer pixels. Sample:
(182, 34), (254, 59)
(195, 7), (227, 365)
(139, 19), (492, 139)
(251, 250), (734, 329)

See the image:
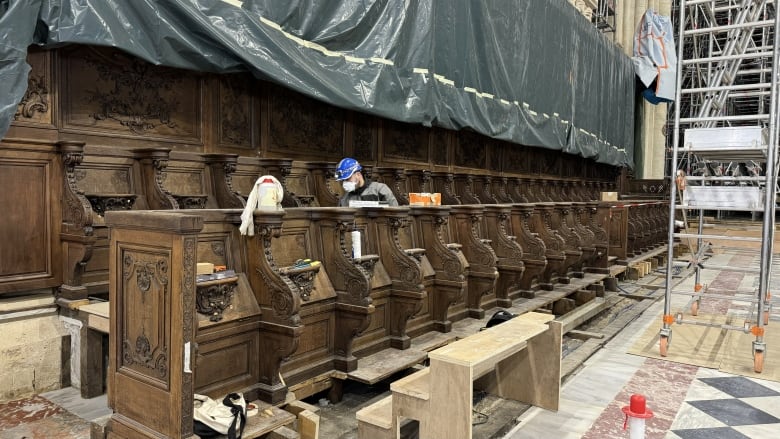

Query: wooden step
(356, 395), (394, 439)
(390, 368), (430, 401)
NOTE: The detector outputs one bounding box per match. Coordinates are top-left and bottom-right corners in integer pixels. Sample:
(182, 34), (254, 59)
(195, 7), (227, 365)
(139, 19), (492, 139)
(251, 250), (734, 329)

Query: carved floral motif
(14, 75), (49, 120)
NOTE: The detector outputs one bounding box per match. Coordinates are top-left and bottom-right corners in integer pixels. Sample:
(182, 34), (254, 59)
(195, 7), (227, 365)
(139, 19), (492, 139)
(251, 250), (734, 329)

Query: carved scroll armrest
(353, 254), (380, 277)
(446, 243), (463, 251)
(278, 263), (321, 302)
(480, 238), (492, 245)
(404, 247), (427, 262)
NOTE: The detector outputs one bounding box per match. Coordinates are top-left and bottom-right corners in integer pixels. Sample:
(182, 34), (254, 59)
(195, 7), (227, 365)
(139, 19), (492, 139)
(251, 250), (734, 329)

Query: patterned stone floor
(508, 250), (780, 439)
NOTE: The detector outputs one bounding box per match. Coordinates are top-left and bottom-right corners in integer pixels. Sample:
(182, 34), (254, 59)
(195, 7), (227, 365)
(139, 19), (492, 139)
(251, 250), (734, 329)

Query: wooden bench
(357, 311), (562, 439)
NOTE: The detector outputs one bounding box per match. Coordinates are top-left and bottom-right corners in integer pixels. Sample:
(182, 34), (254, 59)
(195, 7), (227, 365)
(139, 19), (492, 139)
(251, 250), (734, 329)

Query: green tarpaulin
(0, 0), (635, 167)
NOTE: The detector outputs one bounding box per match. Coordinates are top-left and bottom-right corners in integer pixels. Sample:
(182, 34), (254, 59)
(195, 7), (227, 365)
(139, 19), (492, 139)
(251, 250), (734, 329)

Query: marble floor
(2, 250), (780, 439)
(507, 250), (780, 439)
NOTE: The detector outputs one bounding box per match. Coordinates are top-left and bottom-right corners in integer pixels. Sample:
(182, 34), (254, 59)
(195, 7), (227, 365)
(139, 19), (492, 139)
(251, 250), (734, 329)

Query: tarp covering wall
(0, 0), (636, 167)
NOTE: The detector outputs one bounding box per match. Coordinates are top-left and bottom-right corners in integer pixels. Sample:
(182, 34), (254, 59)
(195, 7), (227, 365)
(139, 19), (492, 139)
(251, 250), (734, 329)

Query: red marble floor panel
(0, 396), (64, 430)
(0, 395), (90, 439)
(581, 358), (699, 439)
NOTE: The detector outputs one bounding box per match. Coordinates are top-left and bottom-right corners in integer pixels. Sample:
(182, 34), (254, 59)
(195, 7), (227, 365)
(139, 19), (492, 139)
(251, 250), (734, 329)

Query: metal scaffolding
(663, 0), (780, 373)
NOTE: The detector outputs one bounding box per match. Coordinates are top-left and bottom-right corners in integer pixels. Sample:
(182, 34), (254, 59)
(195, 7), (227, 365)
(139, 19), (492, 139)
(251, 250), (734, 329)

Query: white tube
(628, 417), (646, 439)
(351, 231), (362, 259)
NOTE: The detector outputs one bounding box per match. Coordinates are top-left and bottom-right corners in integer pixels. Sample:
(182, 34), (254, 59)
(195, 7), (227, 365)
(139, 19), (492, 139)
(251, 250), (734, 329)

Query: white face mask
(342, 181), (357, 192)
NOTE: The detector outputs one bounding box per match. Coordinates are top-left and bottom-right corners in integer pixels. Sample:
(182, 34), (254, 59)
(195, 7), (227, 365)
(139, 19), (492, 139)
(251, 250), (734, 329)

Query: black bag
(485, 310), (517, 328)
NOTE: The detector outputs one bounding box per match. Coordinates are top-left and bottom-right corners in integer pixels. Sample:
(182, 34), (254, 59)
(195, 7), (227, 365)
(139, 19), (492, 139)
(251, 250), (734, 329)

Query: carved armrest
(85, 193), (137, 216)
(446, 243), (463, 251)
(278, 263), (321, 301)
(353, 254), (380, 277)
(480, 238), (492, 245)
(296, 195), (316, 207)
(172, 194), (208, 209)
(404, 247), (427, 263)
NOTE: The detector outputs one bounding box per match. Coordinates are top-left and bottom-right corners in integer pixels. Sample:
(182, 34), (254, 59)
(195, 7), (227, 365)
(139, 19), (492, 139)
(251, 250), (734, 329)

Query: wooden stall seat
(407, 206), (468, 332)
(357, 311), (562, 439)
(527, 203), (567, 289)
(375, 166), (410, 205)
(508, 204), (548, 298)
(453, 173), (481, 204)
(303, 161), (340, 207)
(447, 205), (498, 318)
(353, 207), (426, 351)
(482, 204), (525, 307)
(430, 171), (461, 205)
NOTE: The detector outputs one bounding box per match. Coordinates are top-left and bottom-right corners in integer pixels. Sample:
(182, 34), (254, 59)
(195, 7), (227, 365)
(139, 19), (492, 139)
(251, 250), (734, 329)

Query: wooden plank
(490, 320), (562, 411)
(355, 395), (393, 429)
(410, 330), (458, 352)
(428, 312), (552, 370)
(87, 314), (110, 333)
(426, 359), (473, 439)
(227, 401), (295, 439)
(566, 329), (605, 340)
(390, 368), (430, 400)
(348, 348), (428, 384)
(297, 409), (319, 439)
(80, 300), (110, 318)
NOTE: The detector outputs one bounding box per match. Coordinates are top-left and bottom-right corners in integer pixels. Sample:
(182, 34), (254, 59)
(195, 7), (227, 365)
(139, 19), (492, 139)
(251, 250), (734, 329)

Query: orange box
(409, 193), (442, 206)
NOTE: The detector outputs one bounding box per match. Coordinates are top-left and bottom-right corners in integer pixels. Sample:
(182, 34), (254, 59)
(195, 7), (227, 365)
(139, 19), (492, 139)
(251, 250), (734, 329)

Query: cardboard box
(600, 192), (618, 202)
(409, 193), (442, 206)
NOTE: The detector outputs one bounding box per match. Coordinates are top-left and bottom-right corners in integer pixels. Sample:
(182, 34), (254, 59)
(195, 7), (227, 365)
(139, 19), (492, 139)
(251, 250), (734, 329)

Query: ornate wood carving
(365, 207), (425, 349)
(408, 206), (467, 332)
(135, 148), (178, 210)
(453, 174), (481, 204)
(449, 205), (498, 318)
(476, 175), (499, 204)
(431, 127), (449, 165)
(63, 47), (201, 141)
(382, 120), (428, 162)
(406, 169), (432, 194)
(267, 84), (343, 157)
(509, 204), (548, 296)
(454, 131), (487, 168)
(57, 141), (96, 300)
(483, 205), (525, 307)
(85, 194), (137, 215)
(431, 172), (461, 205)
(195, 277), (238, 322)
(305, 162), (340, 207)
(494, 176), (514, 203)
(203, 154), (246, 208)
(375, 167), (410, 205)
(15, 74), (50, 122)
(218, 75), (254, 148)
(528, 204), (567, 288)
(352, 112), (376, 161)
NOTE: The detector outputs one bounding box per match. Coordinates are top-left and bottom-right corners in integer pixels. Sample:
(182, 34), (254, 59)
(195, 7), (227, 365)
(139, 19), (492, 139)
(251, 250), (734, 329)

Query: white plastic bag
(193, 393), (247, 439)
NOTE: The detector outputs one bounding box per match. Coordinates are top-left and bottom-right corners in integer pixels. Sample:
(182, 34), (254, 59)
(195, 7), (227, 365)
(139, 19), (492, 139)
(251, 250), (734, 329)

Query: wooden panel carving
(119, 248), (172, 385)
(266, 84), (343, 157)
(488, 141), (502, 172)
(217, 75), (255, 149)
(62, 47), (202, 143)
(504, 145), (529, 174)
(351, 112), (376, 161)
(14, 49), (52, 126)
(431, 128), (449, 166)
(454, 131), (487, 169)
(381, 120), (428, 162)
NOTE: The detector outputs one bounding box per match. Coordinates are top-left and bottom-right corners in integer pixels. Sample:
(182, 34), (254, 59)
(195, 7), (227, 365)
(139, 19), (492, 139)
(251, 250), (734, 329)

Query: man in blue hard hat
(334, 158), (398, 207)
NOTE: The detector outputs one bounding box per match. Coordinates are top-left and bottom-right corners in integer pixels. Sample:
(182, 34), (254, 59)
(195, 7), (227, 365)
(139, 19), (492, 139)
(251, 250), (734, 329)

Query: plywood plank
(348, 348), (427, 384)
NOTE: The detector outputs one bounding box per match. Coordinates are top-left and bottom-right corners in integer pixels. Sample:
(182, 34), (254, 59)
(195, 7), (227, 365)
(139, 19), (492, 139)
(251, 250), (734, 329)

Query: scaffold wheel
(754, 351), (765, 373)
(691, 300), (699, 316)
(660, 336), (669, 357)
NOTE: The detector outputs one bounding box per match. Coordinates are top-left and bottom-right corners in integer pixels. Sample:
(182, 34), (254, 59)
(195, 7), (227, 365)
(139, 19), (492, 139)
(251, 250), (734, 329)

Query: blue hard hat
(335, 158), (362, 181)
